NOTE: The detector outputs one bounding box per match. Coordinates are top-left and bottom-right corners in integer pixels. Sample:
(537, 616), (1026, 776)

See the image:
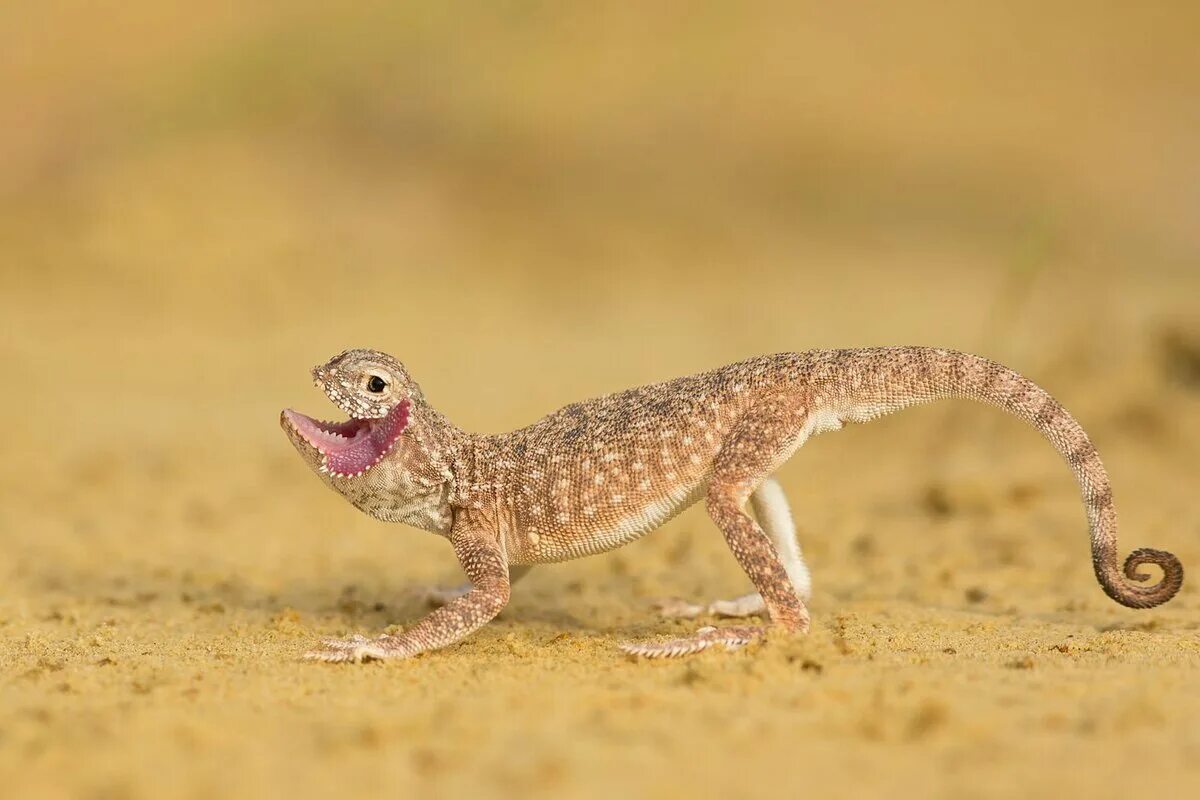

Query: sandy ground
(3, 4), (1200, 799)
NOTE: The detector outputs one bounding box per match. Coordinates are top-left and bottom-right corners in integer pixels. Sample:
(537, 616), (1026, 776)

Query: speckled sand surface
(3, 5), (1200, 798)
(3, 262), (1199, 799)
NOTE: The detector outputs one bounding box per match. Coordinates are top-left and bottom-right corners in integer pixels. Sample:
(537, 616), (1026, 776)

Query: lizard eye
(366, 376), (388, 393)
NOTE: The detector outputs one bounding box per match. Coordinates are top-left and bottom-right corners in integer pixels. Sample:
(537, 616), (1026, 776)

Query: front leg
(410, 564), (532, 608)
(306, 514), (510, 663)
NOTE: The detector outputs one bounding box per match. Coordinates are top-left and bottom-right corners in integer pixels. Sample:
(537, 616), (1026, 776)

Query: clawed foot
(619, 625), (765, 658)
(652, 592), (767, 620)
(304, 633), (405, 663)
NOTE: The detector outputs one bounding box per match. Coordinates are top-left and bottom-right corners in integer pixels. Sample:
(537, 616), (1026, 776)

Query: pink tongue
(326, 400), (410, 476)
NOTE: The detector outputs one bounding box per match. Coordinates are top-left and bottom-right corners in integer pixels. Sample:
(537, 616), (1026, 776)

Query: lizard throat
(282, 400), (410, 478)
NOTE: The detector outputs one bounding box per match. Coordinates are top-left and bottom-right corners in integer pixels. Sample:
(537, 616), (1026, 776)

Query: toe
(708, 593), (766, 618)
(306, 633), (388, 662)
(619, 636), (717, 658)
(619, 625), (765, 659)
(318, 634), (370, 650)
(303, 647), (354, 663)
(651, 597), (705, 619)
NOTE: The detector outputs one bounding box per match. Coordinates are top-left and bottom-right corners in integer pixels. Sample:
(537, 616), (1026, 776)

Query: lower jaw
(283, 401), (410, 479)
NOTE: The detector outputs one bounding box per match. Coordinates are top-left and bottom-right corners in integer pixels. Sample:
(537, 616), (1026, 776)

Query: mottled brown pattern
(282, 347), (1183, 662)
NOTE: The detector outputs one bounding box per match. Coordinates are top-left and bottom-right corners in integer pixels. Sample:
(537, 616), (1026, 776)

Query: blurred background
(2, 3), (1199, 799)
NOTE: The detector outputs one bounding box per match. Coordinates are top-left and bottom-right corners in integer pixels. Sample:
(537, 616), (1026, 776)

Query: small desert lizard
(280, 347), (1183, 661)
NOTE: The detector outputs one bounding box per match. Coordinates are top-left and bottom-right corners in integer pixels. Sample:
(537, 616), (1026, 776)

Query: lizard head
(280, 349), (420, 480)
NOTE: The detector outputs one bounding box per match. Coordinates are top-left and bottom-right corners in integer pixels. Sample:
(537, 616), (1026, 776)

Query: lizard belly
(513, 479), (708, 563)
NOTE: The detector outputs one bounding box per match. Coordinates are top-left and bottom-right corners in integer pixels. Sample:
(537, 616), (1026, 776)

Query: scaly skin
(280, 347), (1183, 662)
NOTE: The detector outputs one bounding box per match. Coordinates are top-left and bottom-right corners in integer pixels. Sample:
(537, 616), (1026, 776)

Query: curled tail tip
(1102, 548), (1184, 609)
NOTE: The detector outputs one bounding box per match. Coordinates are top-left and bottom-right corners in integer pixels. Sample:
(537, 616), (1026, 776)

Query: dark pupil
(367, 376), (387, 393)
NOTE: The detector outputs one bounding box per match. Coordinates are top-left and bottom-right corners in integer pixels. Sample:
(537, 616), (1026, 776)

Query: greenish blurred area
(4, 1), (1199, 443)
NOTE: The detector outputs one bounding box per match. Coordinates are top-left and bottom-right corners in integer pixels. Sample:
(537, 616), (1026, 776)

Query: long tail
(818, 346), (1183, 608)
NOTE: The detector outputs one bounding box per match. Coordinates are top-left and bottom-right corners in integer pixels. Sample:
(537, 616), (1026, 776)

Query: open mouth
(281, 400), (410, 478)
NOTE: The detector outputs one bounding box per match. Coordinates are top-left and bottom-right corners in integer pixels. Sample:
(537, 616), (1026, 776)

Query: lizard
(280, 347), (1183, 662)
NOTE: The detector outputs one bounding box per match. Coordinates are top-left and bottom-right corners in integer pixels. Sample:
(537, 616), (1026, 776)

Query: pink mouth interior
(283, 400), (410, 478)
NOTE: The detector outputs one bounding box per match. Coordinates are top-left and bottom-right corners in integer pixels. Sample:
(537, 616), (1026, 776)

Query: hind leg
(654, 476), (812, 619)
(751, 477), (813, 602)
(623, 395), (812, 657)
